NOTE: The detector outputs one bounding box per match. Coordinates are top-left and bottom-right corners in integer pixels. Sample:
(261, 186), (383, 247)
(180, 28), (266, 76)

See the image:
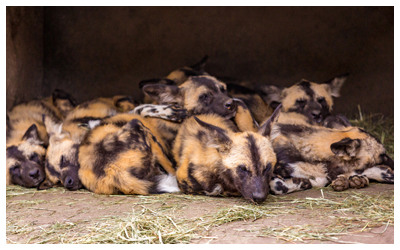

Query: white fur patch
(88, 120), (101, 129)
(52, 123), (63, 134)
(157, 174), (180, 193)
(309, 177), (329, 187)
(205, 184), (223, 196)
(361, 167), (391, 182)
(270, 177), (308, 194)
(132, 104), (173, 118)
(270, 126), (281, 141)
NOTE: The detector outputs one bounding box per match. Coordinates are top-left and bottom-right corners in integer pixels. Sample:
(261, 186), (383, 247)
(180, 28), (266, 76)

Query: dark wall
(6, 7), (44, 110)
(8, 7), (394, 117)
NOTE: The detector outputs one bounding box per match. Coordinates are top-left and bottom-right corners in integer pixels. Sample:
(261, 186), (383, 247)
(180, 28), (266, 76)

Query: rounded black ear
(330, 137), (361, 158)
(52, 89), (77, 107)
(22, 124), (40, 142)
(142, 84), (182, 104)
(139, 78), (176, 89)
(253, 85), (283, 108)
(189, 55), (208, 72)
(193, 116), (232, 151)
(258, 104), (282, 137)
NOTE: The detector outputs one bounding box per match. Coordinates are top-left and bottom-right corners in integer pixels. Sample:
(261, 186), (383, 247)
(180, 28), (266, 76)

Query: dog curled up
(269, 120), (394, 195)
(139, 55), (209, 104)
(78, 114), (179, 195)
(255, 74), (350, 128)
(172, 105), (282, 203)
(40, 95), (138, 191)
(6, 90), (76, 188)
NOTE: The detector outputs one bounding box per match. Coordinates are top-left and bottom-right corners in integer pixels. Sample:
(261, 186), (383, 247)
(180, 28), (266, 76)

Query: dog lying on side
(269, 120), (394, 194)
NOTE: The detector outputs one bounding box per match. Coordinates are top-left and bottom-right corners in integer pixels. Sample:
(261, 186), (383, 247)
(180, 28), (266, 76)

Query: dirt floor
(6, 182), (394, 244)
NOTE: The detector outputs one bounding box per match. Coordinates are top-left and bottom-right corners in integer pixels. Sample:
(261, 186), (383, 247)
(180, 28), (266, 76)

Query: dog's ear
(331, 137), (361, 158)
(258, 104), (282, 137)
(139, 78), (176, 89)
(22, 124), (41, 144)
(142, 84), (183, 105)
(189, 55), (208, 72)
(194, 116), (232, 153)
(254, 85), (284, 109)
(322, 73), (349, 98)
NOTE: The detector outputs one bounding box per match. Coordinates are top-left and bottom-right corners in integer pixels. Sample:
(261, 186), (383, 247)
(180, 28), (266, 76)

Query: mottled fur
(78, 114), (179, 195)
(6, 90), (75, 188)
(41, 96), (137, 190)
(140, 75), (240, 150)
(173, 106), (281, 203)
(227, 83), (274, 125)
(140, 56), (209, 103)
(132, 104), (187, 122)
(255, 74), (349, 127)
(269, 122), (394, 194)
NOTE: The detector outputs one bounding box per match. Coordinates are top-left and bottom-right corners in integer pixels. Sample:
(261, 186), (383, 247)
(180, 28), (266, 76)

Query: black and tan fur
(139, 75), (245, 150)
(78, 114), (179, 195)
(173, 106), (281, 203)
(41, 95), (137, 190)
(6, 90), (76, 188)
(73, 76), (250, 195)
(51, 89), (78, 118)
(140, 56), (209, 103)
(255, 74), (350, 128)
(227, 83), (274, 125)
(269, 121), (394, 194)
(139, 56), (271, 125)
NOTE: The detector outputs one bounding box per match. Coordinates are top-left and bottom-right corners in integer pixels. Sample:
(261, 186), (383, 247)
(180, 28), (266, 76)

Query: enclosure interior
(6, 6), (394, 118)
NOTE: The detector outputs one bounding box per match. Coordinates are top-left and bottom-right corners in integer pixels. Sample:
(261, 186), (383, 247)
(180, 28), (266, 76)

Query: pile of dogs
(6, 57), (394, 203)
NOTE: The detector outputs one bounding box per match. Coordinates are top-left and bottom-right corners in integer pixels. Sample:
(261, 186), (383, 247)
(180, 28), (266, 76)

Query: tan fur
(6, 139), (46, 185)
(257, 75), (348, 127)
(141, 75), (238, 150)
(173, 114), (277, 202)
(234, 105), (258, 132)
(270, 121), (392, 194)
(78, 114), (176, 195)
(6, 96), (64, 187)
(43, 96), (136, 189)
(281, 81), (333, 113)
(231, 93), (274, 124)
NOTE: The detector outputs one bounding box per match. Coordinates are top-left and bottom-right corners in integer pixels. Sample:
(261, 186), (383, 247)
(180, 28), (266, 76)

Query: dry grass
(349, 106), (394, 159)
(6, 185), (394, 244)
(6, 111), (394, 244)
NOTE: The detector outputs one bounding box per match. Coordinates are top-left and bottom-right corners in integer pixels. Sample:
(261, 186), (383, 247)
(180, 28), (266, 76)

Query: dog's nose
(224, 99), (236, 110)
(29, 169), (40, 180)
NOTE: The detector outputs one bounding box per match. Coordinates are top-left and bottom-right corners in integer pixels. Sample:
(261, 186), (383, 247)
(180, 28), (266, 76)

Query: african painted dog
(269, 121), (394, 194)
(255, 74), (350, 128)
(226, 83), (274, 125)
(138, 75), (245, 150)
(139, 56), (209, 103)
(78, 114), (179, 195)
(51, 89), (78, 118)
(40, 95), (138, 190)
(6, 90), (76, 188)
(42, 75), (242, 193)
(172, 106), (281, 203)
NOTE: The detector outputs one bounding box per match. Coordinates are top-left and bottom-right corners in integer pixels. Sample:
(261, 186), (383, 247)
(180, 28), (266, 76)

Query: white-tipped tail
(157, 174), (180, 193)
